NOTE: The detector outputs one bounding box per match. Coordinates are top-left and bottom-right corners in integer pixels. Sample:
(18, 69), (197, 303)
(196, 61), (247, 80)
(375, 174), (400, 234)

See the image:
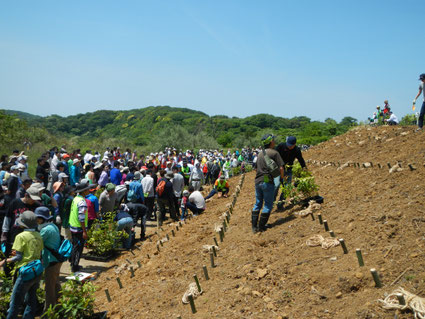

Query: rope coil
(182, 282), (202, 304)
(306, 235), (340, 249)
(379, 288), (425, 319)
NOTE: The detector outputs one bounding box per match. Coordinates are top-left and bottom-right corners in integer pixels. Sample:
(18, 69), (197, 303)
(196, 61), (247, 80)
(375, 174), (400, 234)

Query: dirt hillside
(93, 125), (425, 319)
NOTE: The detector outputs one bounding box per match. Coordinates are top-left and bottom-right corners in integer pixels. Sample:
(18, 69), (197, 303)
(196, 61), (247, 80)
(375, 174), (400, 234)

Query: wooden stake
(329, 230), (335, 237)
(323, 220), (329, 232)
(396, 293), (406, 305)
(370, 268), (382, 288)
(104, 289), (112, 302)
(318, 213), (323, 224)
(126, 258), (132, 264)
(176, 225), (179, 231)
(157, 244), (160, 252)
(339, 238), (348, 254)
(203, 265), (209, 280)
(193, 274), (202, 293)
(310, 213), (315, 221)
(213, 237), (219, 247)
(147, 254), (150, 259)
(171, 229), (175, 237)
(212, 245), (217, 257)
(116, 277), (123, 289)
(160, 240), (163, 247)
(166, 234), (170, 241)
(130, 266), (135, 278)
(137, 261), (142, 267)
(356, 249), (364, 267)
(188, 294), (197, 314)
(210, 251), (215, 268)
(219, 229), (224, 242)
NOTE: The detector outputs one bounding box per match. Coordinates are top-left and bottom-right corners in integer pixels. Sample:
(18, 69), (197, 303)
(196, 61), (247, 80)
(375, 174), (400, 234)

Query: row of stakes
(307, 159), (417, 171)
(103, 174), (247, 316)
(103, 213), (195, 303)
(182, 173), (245, 316)
(313, 211), (395, 293)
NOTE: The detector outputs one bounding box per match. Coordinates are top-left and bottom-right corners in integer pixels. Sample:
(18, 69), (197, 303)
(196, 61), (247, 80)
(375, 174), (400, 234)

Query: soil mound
(93, 126), (425, 318)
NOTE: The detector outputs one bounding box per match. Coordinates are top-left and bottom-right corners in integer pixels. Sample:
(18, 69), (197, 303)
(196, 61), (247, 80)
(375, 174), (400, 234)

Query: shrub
(295, 177), (319, 198)
(0, 271), (13, 319)
(245, 164), (253, 172)
(42, 280), (96, 319)
(86, 212), (128, 256)
(232, 166), (241, 176)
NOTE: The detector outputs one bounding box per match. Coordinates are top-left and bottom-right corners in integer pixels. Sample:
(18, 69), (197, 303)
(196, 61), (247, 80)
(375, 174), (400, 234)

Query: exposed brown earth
(93, 126), (425, 319)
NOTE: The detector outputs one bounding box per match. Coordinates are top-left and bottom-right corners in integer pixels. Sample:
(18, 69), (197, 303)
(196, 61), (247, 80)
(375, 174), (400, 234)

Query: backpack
(156, 179), (166, 196)
(127, 188), (137, 202)
(45, 230), (72, 263)
(262, 148), (280, 178)
(211, 164), (220, 178)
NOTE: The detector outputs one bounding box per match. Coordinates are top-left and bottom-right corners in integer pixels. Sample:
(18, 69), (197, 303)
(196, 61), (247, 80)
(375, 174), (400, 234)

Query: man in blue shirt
(128, 171), (144, 204)
(109, 161), (122, 185)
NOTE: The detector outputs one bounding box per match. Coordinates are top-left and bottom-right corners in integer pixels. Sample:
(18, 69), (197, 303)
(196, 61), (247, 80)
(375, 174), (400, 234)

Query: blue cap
(286, 136), (297, 147)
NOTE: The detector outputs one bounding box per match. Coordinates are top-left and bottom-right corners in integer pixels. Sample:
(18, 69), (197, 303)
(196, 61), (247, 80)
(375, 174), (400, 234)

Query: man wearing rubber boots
(252, 134), (284, 233)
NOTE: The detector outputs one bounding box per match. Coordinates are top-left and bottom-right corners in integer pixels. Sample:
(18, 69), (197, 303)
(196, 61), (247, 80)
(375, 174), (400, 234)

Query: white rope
(214, 224), (223, 233)
(182, 282), (202, 304)
(202, 245), (219, 253)
(379, 287), (425, 319)
(294, 201), (321, 217)
(306, 235), (340, 249)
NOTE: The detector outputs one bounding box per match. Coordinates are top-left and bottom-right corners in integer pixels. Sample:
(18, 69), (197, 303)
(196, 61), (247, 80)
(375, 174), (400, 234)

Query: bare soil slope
(94, 126), (425, 319)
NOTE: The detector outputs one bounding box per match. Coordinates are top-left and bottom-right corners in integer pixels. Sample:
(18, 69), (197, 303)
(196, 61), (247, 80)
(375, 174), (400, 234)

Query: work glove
(55, 215), (62, 225)
(413, 99), (417, 104)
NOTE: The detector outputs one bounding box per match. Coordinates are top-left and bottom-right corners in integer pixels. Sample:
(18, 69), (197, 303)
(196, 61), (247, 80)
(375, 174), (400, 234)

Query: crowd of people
(368, 100), (400, 126)
(0, 144), (260, 318)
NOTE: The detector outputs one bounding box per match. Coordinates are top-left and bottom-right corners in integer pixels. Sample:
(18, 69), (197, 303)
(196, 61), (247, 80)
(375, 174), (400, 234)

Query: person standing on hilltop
(413, 73), (425, 131)
(251, 134), (284, 233)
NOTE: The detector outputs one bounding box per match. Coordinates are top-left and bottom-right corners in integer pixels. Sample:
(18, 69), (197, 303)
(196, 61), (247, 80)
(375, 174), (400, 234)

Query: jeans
(70, 231), (84, 272)
(117, 217), (134, 249)
(186, 202), (204, 215)
(127, 202), (148, 238)
(253, 182), (275, 214)
(7, 273), (41, 319)
(419, 101), (425, 128)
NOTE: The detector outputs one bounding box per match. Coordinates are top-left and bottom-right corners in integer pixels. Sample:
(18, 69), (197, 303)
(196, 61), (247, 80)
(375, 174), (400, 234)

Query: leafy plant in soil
(42, 280), (97, 319)
(0, 271), (13, 319)
(86, 212), (128, 256)
(295, 176), (319, 198)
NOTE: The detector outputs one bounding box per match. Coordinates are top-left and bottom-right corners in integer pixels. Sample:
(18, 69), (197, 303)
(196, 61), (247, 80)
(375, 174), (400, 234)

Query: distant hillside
(3, 109), (42, 121)
(3, 106), (358, 149)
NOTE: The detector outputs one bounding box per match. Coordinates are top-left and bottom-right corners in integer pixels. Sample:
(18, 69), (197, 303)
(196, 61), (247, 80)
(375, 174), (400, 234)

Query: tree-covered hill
(1, 106), (358, 150)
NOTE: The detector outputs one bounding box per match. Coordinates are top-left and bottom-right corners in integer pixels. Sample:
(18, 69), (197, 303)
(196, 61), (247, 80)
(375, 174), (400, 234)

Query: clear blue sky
(0, 0), (424, 122)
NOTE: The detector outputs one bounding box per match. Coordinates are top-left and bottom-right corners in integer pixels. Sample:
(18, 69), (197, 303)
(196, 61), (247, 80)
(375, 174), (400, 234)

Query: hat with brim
(75, 182), (91, 193)
(94, 162), (103, 170)
(106, 183), (116, 192)
(53, 181), (64, 194)
(16, 210), (38, 229)
(34, 207), (53, 221)
(134, 171), (141, 180)
(26, 186), (41, 201)
(31, 182), (46, 192)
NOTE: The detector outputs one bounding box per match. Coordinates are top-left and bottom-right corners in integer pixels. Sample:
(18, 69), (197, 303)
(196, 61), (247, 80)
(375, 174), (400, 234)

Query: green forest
(2, 106), (358, 153)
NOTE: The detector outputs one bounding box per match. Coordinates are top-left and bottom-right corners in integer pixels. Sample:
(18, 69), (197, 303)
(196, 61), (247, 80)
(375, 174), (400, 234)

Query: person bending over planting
(204, 175), (230, 201)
